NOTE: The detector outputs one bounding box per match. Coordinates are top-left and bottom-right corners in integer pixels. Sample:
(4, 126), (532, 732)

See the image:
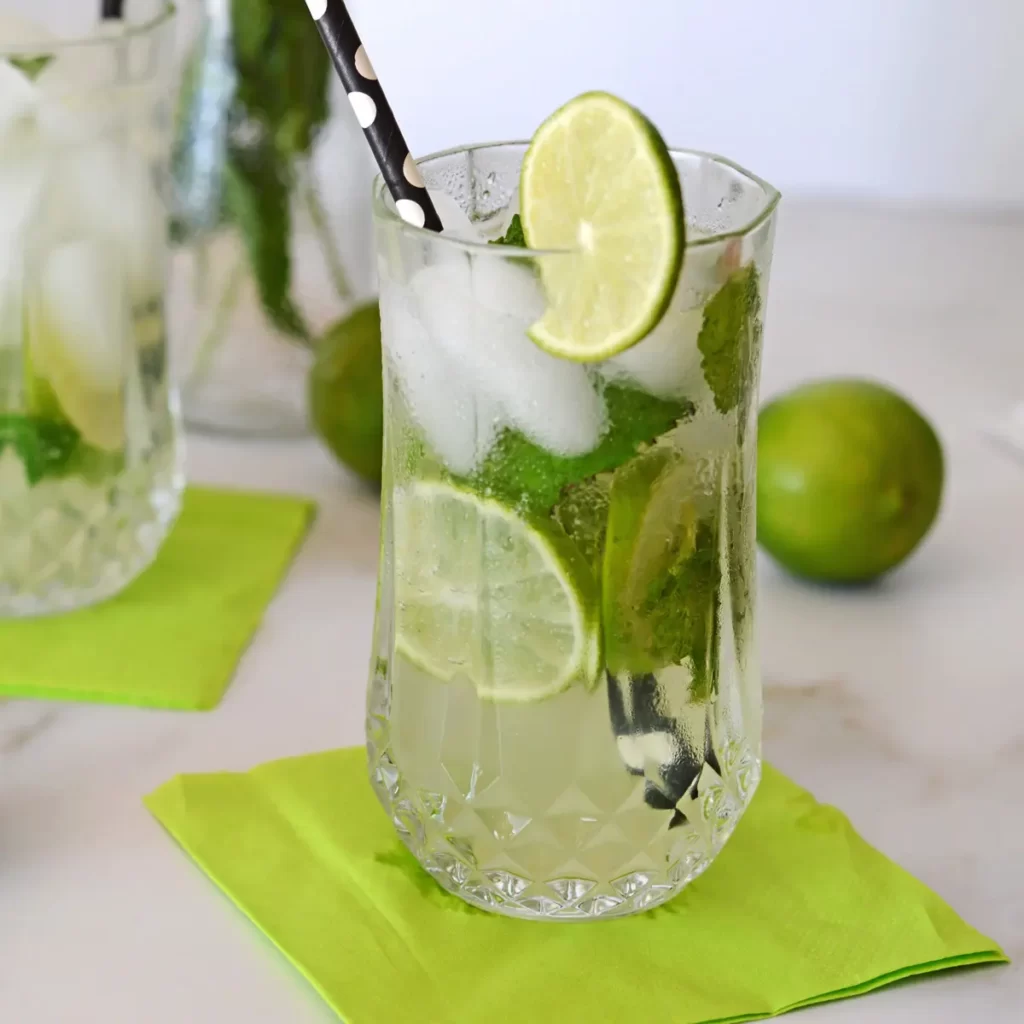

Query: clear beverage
(369, 142), (778, 918)
(0, 5), (183, 616)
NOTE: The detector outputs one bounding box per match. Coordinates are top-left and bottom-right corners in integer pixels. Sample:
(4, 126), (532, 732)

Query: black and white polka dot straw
(304, 0), (444, 233)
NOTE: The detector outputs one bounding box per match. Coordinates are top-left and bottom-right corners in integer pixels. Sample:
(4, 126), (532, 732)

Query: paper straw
(101, 0), (124, 19)
(304, 0), (443, 233)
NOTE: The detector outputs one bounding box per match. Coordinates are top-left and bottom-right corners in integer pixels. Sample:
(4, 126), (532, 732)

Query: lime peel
(393, 480), (601, 703)
(520, 91), (684, 362)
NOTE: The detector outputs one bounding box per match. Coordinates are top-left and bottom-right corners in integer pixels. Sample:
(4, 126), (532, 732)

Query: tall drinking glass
(369, 142), (779, 919)
(0, 3), (183, 617)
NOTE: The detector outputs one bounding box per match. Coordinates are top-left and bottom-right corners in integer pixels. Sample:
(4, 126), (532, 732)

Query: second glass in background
(0, 1), (182, 617)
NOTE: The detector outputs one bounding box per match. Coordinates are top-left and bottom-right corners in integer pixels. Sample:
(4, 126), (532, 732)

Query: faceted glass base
(367, 664), (760, 921)
(0, 445), (183, 618)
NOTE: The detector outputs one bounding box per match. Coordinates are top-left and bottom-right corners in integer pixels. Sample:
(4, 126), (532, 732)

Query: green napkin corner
(146, 747), (1007, 1024)
(0, 486), (315, 710)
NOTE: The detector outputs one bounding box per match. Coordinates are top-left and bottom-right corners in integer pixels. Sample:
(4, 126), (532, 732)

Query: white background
(15, 0), (1024, 207)
(346, 0), (1024, 209)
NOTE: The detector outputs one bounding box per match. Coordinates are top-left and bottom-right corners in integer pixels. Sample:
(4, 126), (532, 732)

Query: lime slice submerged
(393, 480), (600, 702)
(30, 240), (129, 452)
(602, 446), (720, 688)
(520, 91), (684, 362)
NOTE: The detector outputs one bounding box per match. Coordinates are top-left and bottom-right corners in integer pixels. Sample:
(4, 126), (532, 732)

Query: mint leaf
(9, 55), (54, 81)
(223, 3), (330, 340)
(222, 144), (308, 340)
(697, 264), (762, 415)
(602, 446), (721, 694)
(229, 1), (331, 157)
(173, 2), (332, 336)
(489, 214), (526, 248)
(553, 473), (612, 578)
(0, 416), (79, 485)
(471, 383), (694, 512)
(645, 515), (720, 701)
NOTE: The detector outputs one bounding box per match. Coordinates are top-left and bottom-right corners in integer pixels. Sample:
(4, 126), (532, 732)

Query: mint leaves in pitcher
(172, 0), (338, 343)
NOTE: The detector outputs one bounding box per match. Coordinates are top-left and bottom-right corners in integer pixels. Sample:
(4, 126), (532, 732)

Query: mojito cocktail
(0, 7), (182, 616)
(369, 95), (778, 918)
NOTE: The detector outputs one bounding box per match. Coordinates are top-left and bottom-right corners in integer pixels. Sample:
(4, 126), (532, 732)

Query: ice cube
(500, 186), (520, 229)
(601, 289), (705, 399)
(0, 141), (49, 261)
(43, 140), (166, 307)
(472, 255), (545, 323)
(30, 239), (130, 452)
(411, 260), (604, 456)
(485, 317), (603, 456)
(427, 188), (485, 244)
(0, 135), (52, 337)
(381, 272), (497, 474)
(409, 257), (473, 346)
(473, 187), (520, 242)
(0, 19), (104, 147)
(679, 233), (743, 299)
(0, 38), (166, 311)
(0, 59), (39, 141)
(33, 41), (164, 151)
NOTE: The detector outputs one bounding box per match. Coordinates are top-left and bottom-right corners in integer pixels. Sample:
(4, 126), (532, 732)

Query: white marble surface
(2, 201), (1023, 1021)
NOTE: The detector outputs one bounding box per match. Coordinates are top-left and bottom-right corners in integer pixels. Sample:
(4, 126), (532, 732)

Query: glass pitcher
(167, 0), (375, 438)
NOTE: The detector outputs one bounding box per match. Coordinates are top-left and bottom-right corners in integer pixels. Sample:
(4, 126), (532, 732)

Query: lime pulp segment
(520, 91), (684, 362)
(393, 481), (601, 702)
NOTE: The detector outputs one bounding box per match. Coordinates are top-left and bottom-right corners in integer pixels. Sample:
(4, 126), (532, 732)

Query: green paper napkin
(146, 747), (1006, 1024)
(0, 486), (315, 709)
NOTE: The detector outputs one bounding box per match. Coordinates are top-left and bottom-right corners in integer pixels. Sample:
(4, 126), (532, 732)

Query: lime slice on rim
(520, 91), (684, 362)
(393, 480), (601, 702)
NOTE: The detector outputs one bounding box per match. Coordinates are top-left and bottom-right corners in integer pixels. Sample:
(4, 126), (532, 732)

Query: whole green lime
(309, 303), (383, 485)
(757, 379), (944, 583)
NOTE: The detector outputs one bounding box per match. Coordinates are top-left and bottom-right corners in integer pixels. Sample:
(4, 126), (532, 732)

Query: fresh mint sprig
(697, 263), (762, 416)
(174, 0), (332, 342)
(222, 141), (308, 340)
(470, 383), (694, 512)
(0, 416), (78, 485)
(8, 55), (54, 80)
(489, 214), (526, 248)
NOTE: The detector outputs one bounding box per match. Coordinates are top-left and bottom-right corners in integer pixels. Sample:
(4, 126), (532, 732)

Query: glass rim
(0, 1), (176, 56)
(372, 139), (781, 257)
